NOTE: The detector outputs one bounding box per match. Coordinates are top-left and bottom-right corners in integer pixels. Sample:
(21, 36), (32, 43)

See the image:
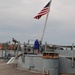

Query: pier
(0, 59), (41, 75)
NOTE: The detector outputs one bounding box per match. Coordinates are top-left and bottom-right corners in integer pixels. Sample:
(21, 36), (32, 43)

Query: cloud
(0, 0), (75, 45)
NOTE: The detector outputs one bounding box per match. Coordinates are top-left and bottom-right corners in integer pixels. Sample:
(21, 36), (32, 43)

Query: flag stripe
(38, 8), (49, 15)
(38, 8), (49, 14)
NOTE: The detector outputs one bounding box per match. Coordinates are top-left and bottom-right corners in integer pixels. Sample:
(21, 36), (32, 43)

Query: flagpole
(41, 12), (49, 42)
(41, 0), (52, 42)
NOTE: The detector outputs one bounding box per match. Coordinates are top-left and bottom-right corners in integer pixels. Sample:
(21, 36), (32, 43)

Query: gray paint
(18, 50), (75, 74)
(18, 55), (42, 71)
(42, 58), (59, 75)
(59, 57), (75, 74)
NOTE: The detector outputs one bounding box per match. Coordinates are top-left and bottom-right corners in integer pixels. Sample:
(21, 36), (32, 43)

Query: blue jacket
(34, 40), (39, 49)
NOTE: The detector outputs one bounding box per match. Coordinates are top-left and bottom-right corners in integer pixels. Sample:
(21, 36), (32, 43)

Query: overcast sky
(0, 0), (75, 45)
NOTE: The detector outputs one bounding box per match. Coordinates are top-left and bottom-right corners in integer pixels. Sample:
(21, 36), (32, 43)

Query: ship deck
(0, 58), (41, 75)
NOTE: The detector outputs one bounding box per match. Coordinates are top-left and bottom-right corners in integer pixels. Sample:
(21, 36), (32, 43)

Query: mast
(41, 0), (52, 42)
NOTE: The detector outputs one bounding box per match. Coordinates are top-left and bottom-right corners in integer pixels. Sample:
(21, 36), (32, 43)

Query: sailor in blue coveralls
(34, 39), (39, 54)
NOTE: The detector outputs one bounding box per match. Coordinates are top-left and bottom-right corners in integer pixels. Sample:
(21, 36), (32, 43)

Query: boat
(1, 40), (75, 75)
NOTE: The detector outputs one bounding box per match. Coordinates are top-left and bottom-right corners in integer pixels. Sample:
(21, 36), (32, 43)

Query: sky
(0, 0), (75, 45)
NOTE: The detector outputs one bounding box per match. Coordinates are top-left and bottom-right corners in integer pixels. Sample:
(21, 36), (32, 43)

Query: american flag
(34, 0), (52, 19)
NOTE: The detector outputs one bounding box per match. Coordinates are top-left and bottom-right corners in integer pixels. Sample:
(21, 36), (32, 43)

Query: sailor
(34, 39), (39, 54)
(12, 38), (19, 50)
(12, 38), (18, 44)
